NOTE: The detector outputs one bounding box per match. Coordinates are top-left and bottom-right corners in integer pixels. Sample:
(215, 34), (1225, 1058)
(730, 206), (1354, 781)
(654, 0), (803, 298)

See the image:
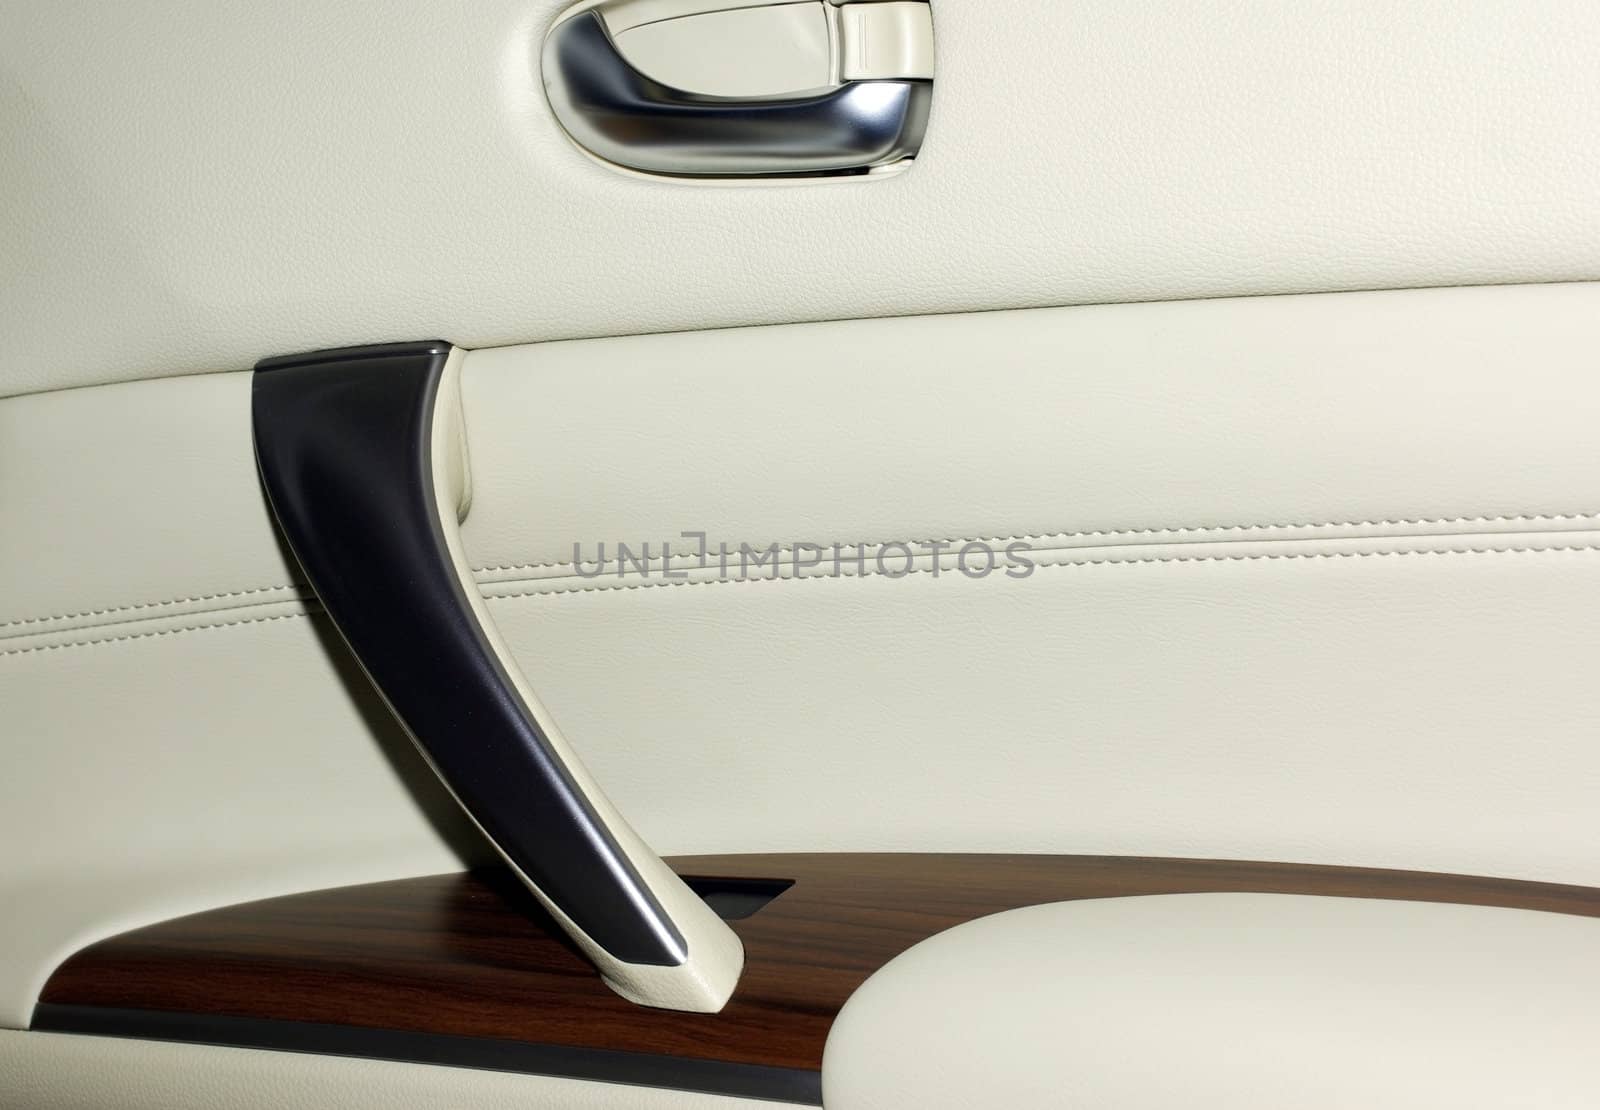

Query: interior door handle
(543, 9), (932, 178)
(252, 342), (744, 1013)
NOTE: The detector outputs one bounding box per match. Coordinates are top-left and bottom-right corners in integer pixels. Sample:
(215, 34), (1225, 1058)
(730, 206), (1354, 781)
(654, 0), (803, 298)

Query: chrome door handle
(252, 342), (744, 1013)
(543, 10), (931, 178)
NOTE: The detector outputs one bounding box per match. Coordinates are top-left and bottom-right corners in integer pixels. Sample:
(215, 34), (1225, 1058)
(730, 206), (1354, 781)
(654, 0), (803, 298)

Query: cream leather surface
(6, 0), (1600, 396)
(821, 894), (1600, 1108)
(5, 284), (1600, 1031)
(0, 1031), (770, 1110)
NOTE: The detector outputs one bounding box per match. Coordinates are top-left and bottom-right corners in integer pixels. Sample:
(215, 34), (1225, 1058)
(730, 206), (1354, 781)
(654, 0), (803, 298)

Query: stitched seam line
(11, 510), (1599, 630)
(472, 510), (1600, 574)
(7, 543), (1597, 657)
(485, 543), (1600, 600)
(0, 613), (305, 658)
(0, 584), (306, 630)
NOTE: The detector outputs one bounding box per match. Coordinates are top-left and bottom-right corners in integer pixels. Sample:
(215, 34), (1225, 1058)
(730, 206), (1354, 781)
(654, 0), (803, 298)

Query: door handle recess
(252, 342), (744, 1013)
(543, 7), (932, 178)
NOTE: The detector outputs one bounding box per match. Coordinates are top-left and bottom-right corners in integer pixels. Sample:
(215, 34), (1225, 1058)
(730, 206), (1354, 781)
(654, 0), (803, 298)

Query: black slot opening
(683, 876), (794, 921)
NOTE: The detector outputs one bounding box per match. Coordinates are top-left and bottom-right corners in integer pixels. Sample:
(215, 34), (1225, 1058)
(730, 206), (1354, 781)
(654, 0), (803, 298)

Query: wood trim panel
(36, 854), (1600, 1099)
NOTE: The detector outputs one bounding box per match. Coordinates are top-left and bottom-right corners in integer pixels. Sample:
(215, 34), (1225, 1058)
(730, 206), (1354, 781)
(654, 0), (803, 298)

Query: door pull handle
(253, 342), (744, 1013)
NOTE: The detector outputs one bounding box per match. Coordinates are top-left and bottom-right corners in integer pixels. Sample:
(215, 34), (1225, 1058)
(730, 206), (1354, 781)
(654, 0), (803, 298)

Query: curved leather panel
(5, 286), (1600, 1028)
(5, 1), (1600, 396)
(822, 894), (1600, 1108)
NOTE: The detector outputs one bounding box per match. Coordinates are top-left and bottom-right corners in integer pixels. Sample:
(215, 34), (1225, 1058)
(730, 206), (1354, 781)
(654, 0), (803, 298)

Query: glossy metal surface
(542, 11), (930, 177)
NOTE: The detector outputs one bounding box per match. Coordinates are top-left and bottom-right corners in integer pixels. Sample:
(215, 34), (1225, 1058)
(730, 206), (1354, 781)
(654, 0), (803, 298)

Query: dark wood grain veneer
(36, 854), (1600, 1102)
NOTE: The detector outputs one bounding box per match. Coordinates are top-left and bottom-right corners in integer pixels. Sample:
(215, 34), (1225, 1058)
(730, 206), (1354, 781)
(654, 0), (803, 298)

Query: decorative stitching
(486, 542), (1600, 600)
(8, 543), (1600, 656)
(471, 511), (1600, 575)
(9, 509), (1600, 638)
(0, 584), (305, 631)
(0, 612), (306, 658)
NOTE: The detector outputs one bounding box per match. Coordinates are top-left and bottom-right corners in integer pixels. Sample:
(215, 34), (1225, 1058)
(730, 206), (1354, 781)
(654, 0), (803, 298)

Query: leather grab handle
(251, 342), (743, 1012)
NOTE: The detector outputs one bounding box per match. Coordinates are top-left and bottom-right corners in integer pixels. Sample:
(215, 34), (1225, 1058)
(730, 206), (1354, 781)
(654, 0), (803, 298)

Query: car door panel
(7, 281), (1600, 1036)
(5, 1), (1600, 397)
(6, 0), (1600, 1103)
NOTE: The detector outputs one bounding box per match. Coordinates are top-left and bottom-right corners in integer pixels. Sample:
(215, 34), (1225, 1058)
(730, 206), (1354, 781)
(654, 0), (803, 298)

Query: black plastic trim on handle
(252, 342), (685, 967)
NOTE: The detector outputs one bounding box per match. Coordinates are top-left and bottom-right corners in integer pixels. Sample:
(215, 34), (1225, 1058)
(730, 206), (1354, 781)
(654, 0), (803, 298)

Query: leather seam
(10, 510), (1599, 632)
(471, 510), (1600, 575)
(8, 543), (1597, 657)
(15, 508), (1600, 630)
(0, 584), (304, 631)
(487, 543), (1600, 600)
(0, 612), (305, 658)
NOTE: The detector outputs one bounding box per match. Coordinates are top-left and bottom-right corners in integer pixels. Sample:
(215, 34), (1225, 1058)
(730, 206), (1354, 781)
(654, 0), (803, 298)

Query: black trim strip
(251, 342), (684, 968)
(31, 1005), (822, 1106)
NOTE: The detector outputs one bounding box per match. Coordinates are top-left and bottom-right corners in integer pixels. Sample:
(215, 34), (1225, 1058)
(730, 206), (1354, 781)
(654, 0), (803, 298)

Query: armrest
(823, 893), (1600, 1109)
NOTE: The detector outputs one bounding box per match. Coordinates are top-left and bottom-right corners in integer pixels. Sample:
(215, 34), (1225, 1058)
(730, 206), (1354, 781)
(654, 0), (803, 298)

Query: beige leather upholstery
(8, 0), (1600, 1102)
(6, 0), (1600, 396)
(0, 1031), (771, 1110)
(5, 284), (1600, 1030)
(821, 894), (1600, 1109)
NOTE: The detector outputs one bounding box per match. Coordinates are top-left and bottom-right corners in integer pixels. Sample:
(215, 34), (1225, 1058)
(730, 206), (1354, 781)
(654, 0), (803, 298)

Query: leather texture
(0, 1031), (770, 1110)
(821, 894), (1600, 1108)
(6, 0), (1600, 397)
(5, 284), (1600, 1030)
